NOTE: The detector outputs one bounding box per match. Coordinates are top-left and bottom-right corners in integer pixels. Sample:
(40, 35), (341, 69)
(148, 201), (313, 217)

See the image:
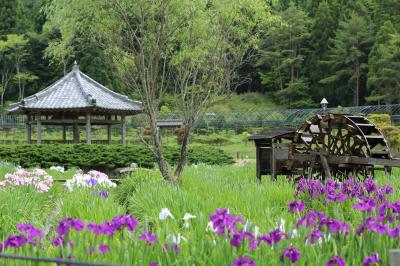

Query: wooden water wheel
(290, 114), (391, 178)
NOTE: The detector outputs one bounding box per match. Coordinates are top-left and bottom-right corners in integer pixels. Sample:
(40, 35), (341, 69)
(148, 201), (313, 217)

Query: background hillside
(1, 0), (399, 110)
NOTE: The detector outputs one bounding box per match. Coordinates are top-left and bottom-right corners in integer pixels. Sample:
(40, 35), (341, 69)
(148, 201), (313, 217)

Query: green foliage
(368, 114), (400, 149)
(194, 135), (231, 146)
(380, 125), (400, 150)
(320, 11), (373, 106)
(258, 3), (312, 108)
(367, 21), (400, 104)
(368, 113), (392, 127)
(0, 144), (234, 171)
(1, 0), (400, 109)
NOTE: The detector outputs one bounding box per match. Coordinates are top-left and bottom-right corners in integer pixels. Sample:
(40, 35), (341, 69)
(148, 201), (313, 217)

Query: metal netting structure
(2, 104), (400, 131)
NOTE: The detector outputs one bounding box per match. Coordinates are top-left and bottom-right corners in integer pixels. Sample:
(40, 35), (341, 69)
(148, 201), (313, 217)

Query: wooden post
(86, 113), (91, 144)
(121, 115), (126, 145)
(62, 125), (67, 143)
(37, 115), (42, 145)
(271, 141), (277, 181)
(26, 115), (32, 144)
(390, 250), (400, 266)
(256, 145), (261, 181)
(107, 115), (112, 145)
(73, 124), (79, 144)
(108, 125), (112, 145)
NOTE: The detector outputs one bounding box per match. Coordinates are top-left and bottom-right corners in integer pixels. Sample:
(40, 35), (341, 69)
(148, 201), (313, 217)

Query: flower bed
(0, 164), (399, 265)
(65, 170), (117, 191)
(0, 169), (53, 193)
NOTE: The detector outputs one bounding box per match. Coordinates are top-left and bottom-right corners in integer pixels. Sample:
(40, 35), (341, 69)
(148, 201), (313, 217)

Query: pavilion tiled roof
(8, 63), (142, 115)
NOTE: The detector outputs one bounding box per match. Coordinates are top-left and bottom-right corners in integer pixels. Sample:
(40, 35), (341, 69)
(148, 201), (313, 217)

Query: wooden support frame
(62, 125), (67, 143)
(37, 115), (42, 145)
(26, 115), (32, 144)
(23, 112), (136, 145)
(86, 113), (91, 144)
(291, 153), (400, 168)
(73, 123), (79, 144)
(121, 115), (126, 145)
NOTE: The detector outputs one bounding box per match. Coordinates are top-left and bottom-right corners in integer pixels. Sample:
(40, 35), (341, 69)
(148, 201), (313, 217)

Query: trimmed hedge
(0, 144), (234, 171)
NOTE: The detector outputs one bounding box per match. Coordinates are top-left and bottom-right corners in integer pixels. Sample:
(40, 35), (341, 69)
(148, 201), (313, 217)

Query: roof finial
(73, 60), (79, 71)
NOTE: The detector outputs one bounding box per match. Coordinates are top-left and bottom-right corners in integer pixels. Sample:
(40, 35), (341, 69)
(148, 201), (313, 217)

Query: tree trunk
(174, 124), (191, 182)
(148, 112), (173, 182)
(355, 55), (360, 106)
(63, 59), (67, 76)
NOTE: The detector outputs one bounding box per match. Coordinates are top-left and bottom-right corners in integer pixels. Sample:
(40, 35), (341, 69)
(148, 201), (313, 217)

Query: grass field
(0, 163), (399, 265)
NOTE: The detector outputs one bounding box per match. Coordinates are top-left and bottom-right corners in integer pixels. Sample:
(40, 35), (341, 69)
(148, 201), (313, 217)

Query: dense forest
(0, 0), (399, 109)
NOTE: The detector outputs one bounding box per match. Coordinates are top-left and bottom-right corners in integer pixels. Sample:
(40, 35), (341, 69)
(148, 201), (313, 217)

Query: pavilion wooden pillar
(73, 123), (80, 144)
(36, 114), (42, 144)
(62, 125), (67, 143)
(26, 115), (32, 144)
(107, 115), (112, 145)
(121, 115), (126, 145)
(86, 113), (91, 144)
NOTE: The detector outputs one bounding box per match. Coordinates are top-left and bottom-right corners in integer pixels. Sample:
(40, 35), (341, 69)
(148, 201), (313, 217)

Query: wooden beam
(291, 153), (400, 168)
(27, 119), (121, 125)
(86, 113), (91, 144)
(121, 115), (126, 145)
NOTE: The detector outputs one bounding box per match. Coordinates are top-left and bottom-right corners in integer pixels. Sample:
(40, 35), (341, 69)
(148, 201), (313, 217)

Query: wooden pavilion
(8, 62), (142, 144)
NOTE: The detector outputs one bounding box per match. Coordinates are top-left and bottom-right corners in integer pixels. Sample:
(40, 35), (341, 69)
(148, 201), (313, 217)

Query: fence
(2, 104), (400, 131)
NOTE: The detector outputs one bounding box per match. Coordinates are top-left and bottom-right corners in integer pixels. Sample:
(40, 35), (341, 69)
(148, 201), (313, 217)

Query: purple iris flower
(163, 243), (180, 254)
(98, 244), (110, 254)
(139, 231), (158, 245)
(288, 201), (306, 213)
(269, 229), (288, 244)
(57, 218), (84, 236)
(17, 224), (43, 245)
(230, 256), (256, 266)
(280, 245), (301, 263)
(382, 184), (393, 195)
(230, 231), (253, 248)
(209, 208), (244, 236)
(296, 210), (324, 228)
(111, 215), (138, 232)
(364, 178), (377, 194)
(87, 223), (104, 235)
(321, 218), (349, 235)
(354, 197), (377, 212)
(87, 178), (98, 186)
(4, 234), (27, 249)
(100, 221), (115, 236)
(52, 236), (73, 248)
(92, 190), (109, 199)
(88, 247), (95, 255)
(149, 263), (158, 266)
(325, 256), (346, 266)
(304, 229), (323, 244)
(388, 226), (400, 238)
(363, 252), (379, 266)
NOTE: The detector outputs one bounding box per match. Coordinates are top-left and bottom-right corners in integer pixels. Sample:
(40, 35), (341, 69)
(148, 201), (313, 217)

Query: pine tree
(305, 1), (337, 103)
(320, 12), (373, 106)
(367, 21), (400, 103)
(258, 3), (312, 107)
(0, 0), (18, 36)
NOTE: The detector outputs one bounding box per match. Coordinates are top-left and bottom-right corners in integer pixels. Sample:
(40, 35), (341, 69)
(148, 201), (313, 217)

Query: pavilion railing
(1, 104), (400, 131)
